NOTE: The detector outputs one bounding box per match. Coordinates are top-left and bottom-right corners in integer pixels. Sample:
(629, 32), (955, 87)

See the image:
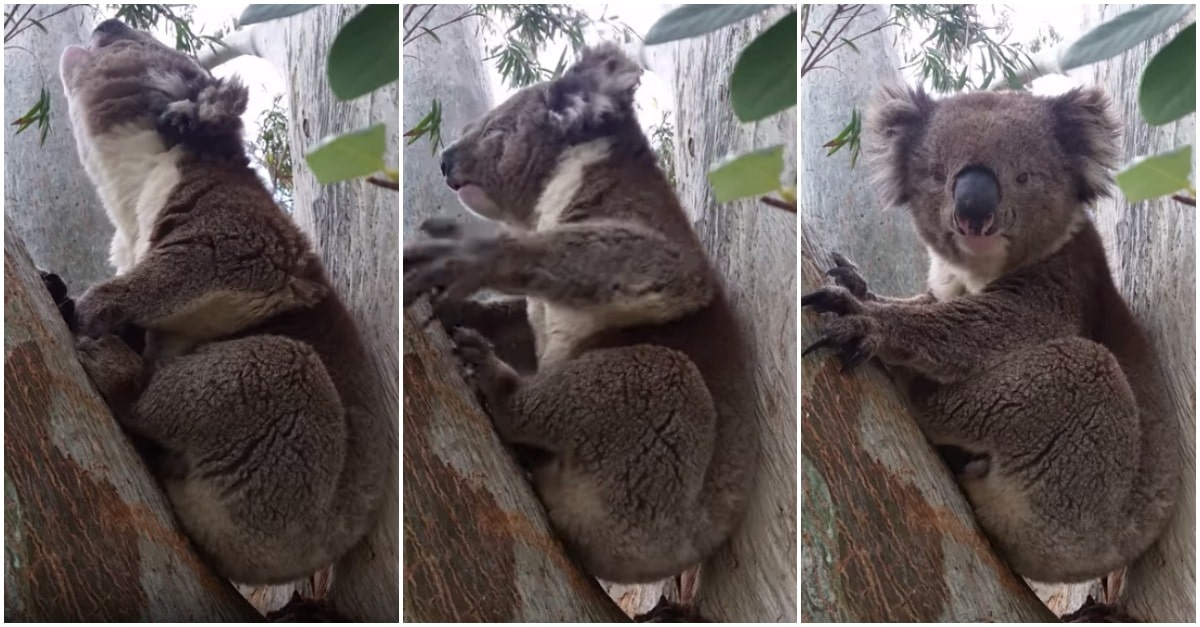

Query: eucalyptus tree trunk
(799, 4), (1053, 621)
(273, 5), (401, 621)
(3, 5), (111, 287)
(670, 6), (797, 622)
(3, 226), (261, 622)
(1070, 5), (1196, 622)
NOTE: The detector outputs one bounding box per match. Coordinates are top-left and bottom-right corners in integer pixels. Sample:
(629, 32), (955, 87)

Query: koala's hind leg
(453, 329), (716, 582)
(122, 335), (348, 584)
(914, 337), (1141, 583)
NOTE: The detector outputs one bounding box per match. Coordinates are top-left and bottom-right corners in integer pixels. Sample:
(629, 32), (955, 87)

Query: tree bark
(277, 5), (400, 621)
(1073, 5), (1196, 621)
(3, 225), (261, 622)
(799, 5), (1053, 621)
(3, 5), (112, 288)
(402, 305), (630, 622)
(670, 6), (798, 622)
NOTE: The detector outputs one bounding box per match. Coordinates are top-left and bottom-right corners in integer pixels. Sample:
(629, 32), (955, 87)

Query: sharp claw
(839, 344), (870, 371)
(831, 252), (854, 268)
(800, 291), (825, 308)
(802, 334), (834, 357)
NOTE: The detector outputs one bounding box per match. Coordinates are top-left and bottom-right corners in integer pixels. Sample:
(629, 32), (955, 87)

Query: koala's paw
(76, 334), (143, 401)
(403, 238), (497, 307)
(824, 252), (872, 301)
(449, 327), (517, 410)
(40, 270), (78, 332)
(800, 285), (864, 316)
(801, 314), (881, 371)
(74, 286), (127, 338)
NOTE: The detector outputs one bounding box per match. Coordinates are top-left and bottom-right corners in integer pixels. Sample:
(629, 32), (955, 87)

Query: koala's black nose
(953, 167), (1000, 235)
(93, 19), (131, 36)
(439, 146), (456, 178)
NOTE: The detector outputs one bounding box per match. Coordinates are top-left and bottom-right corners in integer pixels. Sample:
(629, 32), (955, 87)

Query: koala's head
(439, 42), (643, 225)
(59, 19), (248, 162)
(866, 84), (1121, 266)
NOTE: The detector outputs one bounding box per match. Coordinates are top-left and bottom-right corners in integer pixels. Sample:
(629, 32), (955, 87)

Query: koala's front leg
(802, 286), (1074, 383)
(435, 298), (538, 374)
(73, 235), (324, 339)
(823, 252), (936, 305)
(405, 222), (714, 320)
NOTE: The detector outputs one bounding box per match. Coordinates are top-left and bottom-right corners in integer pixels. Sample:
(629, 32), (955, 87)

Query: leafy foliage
(646, 105), (676, 186)
(11, 87), (51, 146)
(642, 4), (774, 45)
(247, 94), (293, 210)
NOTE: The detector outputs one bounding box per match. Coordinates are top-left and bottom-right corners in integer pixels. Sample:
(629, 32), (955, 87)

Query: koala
(57, 19), (387, 585)
(404, 43), (759, 584)
(802, 84), (1180, 584)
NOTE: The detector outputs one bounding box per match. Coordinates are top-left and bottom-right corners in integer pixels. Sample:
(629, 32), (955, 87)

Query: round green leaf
(1060, 4), (1192, 70)
(644, 4), (774, 45)
(730, 11), (797, 122)
(238, 4), (320, 27)
(708, 145), (785, 203)
(1115, 145), (1193, 203)
(305, 124), (388, 185)
(327, 4), (400, 101)
(1139, 23), (1196, 126)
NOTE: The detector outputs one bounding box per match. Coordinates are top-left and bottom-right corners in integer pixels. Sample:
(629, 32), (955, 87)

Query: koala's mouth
(952, 215), (1005, 256)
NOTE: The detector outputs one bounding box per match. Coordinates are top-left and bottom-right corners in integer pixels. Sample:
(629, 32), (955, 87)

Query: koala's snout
(953, 167), (1000, 236)
(440, 144), (464, 188)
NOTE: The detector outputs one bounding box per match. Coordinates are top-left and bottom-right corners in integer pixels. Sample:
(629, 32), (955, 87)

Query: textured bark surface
(3, 226), (260, 622)
(1074, 5), (1196, 621)
(670, 7), (798, 622)
(3, 5), (112, 288)
(279, 5), (401, 621)
(799, 5), (1052, 621)
(402, 306), (629, 622)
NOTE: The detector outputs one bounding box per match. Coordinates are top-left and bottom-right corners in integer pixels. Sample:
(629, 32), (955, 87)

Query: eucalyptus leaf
(1115, 145), (1194, 202)
(1139, 23), (1196, 126)
(1060, 4), (1192, 70)
(730, 11), (797, 122)
(708, 145), (785, 203)
(327, 4), (400, 100)
(305, 124), (388, 185)
(644, 4), (774, 45)
(238, 4), (319, 26)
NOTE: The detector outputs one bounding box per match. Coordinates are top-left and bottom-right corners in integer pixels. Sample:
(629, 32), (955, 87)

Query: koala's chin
(455, 184), (504, 222)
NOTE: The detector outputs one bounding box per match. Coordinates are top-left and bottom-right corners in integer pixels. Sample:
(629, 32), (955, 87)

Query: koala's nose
(953, 167), (1000, 235)
(93, 19), (131, 36)
(439, 146), (456, 178)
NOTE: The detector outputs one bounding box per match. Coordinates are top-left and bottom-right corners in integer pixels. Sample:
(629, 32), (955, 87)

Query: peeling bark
(3, 226), (260, 622)
(402, 305), (629, 622)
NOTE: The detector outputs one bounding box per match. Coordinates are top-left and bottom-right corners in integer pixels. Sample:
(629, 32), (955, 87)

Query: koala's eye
(1016, 172), (1030, 184)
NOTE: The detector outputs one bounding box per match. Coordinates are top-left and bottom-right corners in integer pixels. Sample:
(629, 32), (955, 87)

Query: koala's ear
(865, 83), (936, 207)
(1049, 87), (1121, 203)
(548, 42), (643, 130)
(157, 76), (249, 159)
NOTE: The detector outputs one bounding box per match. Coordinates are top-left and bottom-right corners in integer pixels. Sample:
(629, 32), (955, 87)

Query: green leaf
(643, 4), (774, 45)
(730, 11), (797, 122)
(1115, 145), (1194, 202)
(1139, 23), (1196, 126)
(238, 4), (319, 26)
(707, 145), (785, 203)
(327, 4), (400, 100)
(1060, 4), (1192, 70)
(305, 124), (388, 185)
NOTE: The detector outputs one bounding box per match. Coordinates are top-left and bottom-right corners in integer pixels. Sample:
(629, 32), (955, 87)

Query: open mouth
(951, 216), (1005, 255)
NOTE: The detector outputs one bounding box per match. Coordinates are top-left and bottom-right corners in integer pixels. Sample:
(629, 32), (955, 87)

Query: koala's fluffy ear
(157, 76), (250, 160)
(548, 42), (643, 130)
(865, 83), (936, 207)
(1049, 87), (1121, 203)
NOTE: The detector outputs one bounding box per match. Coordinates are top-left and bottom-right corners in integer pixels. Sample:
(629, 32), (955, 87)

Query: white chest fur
(68, 115), (184, 275)
(927, 247), (1008, 300)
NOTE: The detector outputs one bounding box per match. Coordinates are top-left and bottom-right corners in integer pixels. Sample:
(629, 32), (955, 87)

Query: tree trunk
(669, 6), (797, 622)
(3, 225), (260, 622)
(3, 5), (112, 288)
(276, 5), (400, 621)
(799, 5), (1053, 621)
(401, 4), (495, 240)
(402, 305), (630, 622)
(1073, 5), (1196, 621)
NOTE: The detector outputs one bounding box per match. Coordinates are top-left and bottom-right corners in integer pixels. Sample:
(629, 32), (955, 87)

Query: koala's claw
(822, 252), (873, 301)
(40, 270), (78, 332)
(419, 217), (463, 239)
(800, 285), (863, 316)
(802, 314), (880, 372)
(450, 327), (494, 367)
(76, 334), (144, 400)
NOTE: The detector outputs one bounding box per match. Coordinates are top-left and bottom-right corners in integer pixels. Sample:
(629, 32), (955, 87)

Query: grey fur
(404, 43), (759, 583)
(803, 84), (1180, 583)
(59, 19), (388, 584)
